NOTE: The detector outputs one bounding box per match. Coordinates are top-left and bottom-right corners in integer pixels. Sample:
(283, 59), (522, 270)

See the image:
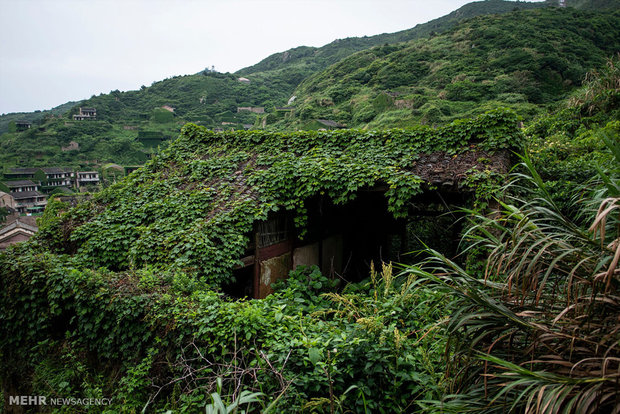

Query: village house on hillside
(73, 107), (97, 121)
(4, 167), (74, 188)
(5, 180), (39, 193)
(3, 167), (100, 193)
(10, 191), (47, 214)
(3, 181), (47, 213)
(76, 171), (100, 189)
(15, 121), (32, 131)
(0, 218), (38, 250)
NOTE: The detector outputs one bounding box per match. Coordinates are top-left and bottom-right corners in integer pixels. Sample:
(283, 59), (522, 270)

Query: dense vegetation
(286, 7), (620, 130)
(1, 1), (619, 412)
(2, 55), (619, 410)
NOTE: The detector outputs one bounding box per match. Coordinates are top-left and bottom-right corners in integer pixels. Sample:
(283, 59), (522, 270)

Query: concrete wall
(293, 242), (319, 269)
(0, 230), (32, 250)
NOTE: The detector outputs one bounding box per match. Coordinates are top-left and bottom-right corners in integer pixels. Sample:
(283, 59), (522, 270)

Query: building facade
(73, 107), (97, 121)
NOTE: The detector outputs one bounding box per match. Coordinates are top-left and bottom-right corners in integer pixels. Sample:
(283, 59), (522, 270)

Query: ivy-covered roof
(37, 108), (522, 287)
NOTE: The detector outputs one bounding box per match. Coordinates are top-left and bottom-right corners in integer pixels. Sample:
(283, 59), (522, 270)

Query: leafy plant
(407, 139), (620, 413)
(204, 378), (264, 414)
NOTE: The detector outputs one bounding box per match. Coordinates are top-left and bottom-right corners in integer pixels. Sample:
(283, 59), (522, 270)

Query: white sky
(0, 0), (543, 115)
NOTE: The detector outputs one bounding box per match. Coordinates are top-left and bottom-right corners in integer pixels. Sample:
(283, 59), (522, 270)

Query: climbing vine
(32, 108), (522, 287)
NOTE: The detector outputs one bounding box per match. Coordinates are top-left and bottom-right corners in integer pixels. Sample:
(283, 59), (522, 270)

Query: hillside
(276, 7), (620, 130)
(0, 101), (76, 133)
(0, 0), (618, 172)
(235, 0), (549, 90)
(1, 59), (618, 411)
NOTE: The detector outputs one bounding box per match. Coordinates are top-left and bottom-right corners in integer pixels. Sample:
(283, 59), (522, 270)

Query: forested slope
(282, 7), (620, 129)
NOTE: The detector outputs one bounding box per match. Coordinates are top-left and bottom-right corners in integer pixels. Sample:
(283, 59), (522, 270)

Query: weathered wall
(258, 252), (292, 298)
(293, 243), (319, 268)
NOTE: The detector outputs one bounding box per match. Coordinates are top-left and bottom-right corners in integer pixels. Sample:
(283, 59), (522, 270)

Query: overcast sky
(0, 0), (543, 115)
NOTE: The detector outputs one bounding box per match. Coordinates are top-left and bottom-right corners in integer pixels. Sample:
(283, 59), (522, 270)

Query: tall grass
(407, 133), (620, 413)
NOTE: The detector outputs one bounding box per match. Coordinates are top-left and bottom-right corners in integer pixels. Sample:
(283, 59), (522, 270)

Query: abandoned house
(10, 191), (47, 214)
(4, 167), (75, 189)
(5, 180), (39, 193)
(15, 121), (32, 131)
(73, 107), (97, 121)
(43, 167), (75, 187)
(226, 150), (511, 299)
(76, 171), (100, 189)
(3, 181), (47, 213)
(0, 217), (38, 250)
(57, 110), (521, 300)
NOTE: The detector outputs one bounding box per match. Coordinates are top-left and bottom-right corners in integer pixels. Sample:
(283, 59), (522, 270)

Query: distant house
(5, 180), (39, 193)
(161, 105), (175, 113)
(41, 167), (74, 187)
(15, 121), (32, 131)
(76, 171), (100, 188)
(237, 77), (251, 83)
(0, 219), (38, 250)
(275, 107), (295, 112)
(10, 191), (47, 214)
(73, 107), (97, 121)
(4, 168), (74, 189)
(0, 191), (17, 212)
(3, 168), (39, 180)
(237, 107), (265, 114)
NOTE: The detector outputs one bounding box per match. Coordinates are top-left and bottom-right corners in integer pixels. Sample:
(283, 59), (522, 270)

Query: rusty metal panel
(258, 252), (292, 298)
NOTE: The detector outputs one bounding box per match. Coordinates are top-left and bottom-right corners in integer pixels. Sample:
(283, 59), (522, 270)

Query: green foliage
(21, 109), (517, 286)
(291, 8), (620, 129)
(0, 108), (520, 412)
(408, 145), (620, 412)
(151, 107), (175, 123)
(0, 247), (448, 412)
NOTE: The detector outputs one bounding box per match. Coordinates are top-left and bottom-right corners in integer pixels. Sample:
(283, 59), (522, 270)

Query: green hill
(236, 0), (549, 96)
(278, 7), (619, 130)
(0, 101), (76, 134)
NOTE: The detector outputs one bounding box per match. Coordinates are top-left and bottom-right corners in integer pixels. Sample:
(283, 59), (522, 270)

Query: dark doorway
(304, 190), (466, 283)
